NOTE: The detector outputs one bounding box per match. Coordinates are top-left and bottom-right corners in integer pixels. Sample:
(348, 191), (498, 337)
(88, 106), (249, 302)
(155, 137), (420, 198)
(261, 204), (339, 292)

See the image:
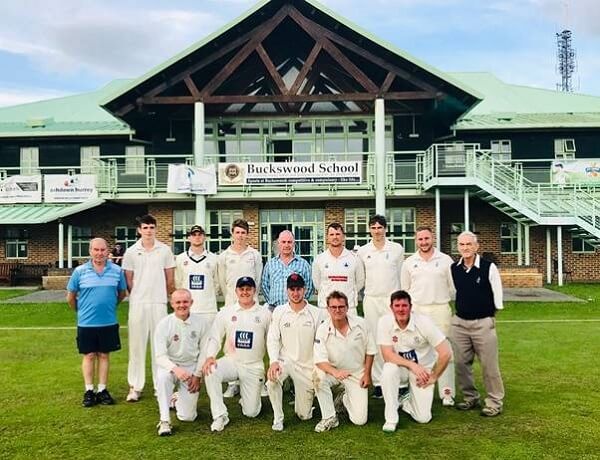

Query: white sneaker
(442, 396), (455, 407)
(261, 383), (268, 397)
(169, 391), (179, 409)
(223, 383), (239, 398)
(272, 420), (284, 432)
(157, 421), (172, 436)
(210, 415), (230, 432)
(314, 416), (339, 433)
(382, 422), (397, 433)
(126, 387), (141, 402)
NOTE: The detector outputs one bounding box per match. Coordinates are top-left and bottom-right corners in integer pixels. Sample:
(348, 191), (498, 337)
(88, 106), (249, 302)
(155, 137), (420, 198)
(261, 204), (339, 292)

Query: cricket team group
(66, 213), (505, 436)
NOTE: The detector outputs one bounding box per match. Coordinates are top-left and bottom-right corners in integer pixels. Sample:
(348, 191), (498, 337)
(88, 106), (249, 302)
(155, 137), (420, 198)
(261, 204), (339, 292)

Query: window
(72, 227), (92, 259)
(491, 140), (512, 162)
(173, 210), (195, 255)
(114, 226), (137, 248)
(20, 147), (39, 175)
(572, 236), (595, 253)
(554, 138), (576, 160)
(172, 209), (243, 255)
(5, 228), (28, 259)
(80, 146), (99, 174)
(450, 223), (476, 254)
(500, 222), (519, 254)
(345, 208), (416, 252)
(125, 146), (145, 174)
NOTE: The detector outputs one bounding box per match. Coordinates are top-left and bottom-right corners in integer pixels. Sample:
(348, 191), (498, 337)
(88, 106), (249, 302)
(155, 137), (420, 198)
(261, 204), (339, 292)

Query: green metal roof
(0, 198), (105, 224)
(101, 0), (482, 108)
(451, 72), (600, 130)
(0, 80), (133, 138)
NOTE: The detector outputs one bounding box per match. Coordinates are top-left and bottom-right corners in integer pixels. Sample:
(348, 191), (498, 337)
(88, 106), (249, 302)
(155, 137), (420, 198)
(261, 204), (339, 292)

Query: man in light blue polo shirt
(67, 237), (128, 408)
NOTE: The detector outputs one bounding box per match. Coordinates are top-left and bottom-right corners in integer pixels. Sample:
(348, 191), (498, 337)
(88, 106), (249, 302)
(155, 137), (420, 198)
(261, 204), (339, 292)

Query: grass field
(1, 285), (599, 459)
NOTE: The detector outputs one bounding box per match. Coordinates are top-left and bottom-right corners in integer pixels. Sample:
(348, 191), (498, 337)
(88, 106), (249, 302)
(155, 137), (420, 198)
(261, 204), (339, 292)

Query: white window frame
(20, 147), (39, 175)
(554, 138), (576, 160)
(500, 222), (519, 254)
(491, 139), (512, 162)
(344, 208), (416, 253)
(5, 228), (28, 259)
(80, 146), (99, 174)
(125, 146), (145, 174)
(114, 226), (137, 248)
(572, 236), (595, 254)
(72, 227), (92, 259)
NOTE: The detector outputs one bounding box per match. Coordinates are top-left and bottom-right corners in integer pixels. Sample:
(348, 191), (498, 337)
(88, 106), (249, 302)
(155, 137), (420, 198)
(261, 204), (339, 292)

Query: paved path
(1, 287), (585, 303)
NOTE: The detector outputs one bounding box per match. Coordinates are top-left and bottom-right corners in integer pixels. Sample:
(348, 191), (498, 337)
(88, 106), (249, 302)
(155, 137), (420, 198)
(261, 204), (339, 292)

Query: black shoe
(398, 386), (410, 405)
(372, 386), (383, 399)
(82, 390), (97, 407)
(96, 389), (115, 405)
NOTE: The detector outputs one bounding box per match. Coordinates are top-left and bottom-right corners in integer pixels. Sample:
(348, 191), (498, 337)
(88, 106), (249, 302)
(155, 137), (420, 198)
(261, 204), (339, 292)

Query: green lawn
(1, 286), (599, 459)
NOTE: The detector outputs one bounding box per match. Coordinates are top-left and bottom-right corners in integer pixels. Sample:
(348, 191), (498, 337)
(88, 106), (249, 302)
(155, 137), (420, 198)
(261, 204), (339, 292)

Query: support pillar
(557, 226), (563, 286)
(546, 228), (552, 284)
(194, 102), (206, 227)
(435, 188), (441, 251)
(517, 223), (523, 266)
(67, 225), (73, 269)
(374, 98), (386, 216)
(524, 224), (530, 266)
(58, 221), (64, 269)
(463, 189), (470, 231)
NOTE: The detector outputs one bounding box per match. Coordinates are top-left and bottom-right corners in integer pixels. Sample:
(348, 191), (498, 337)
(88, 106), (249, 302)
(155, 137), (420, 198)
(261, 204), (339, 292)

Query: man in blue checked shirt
(261, 230), (313, 310)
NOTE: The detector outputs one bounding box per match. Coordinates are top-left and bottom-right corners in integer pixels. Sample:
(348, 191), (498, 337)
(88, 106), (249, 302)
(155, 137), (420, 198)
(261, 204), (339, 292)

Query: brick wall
(325, 200), (345, 227)
(243, 203), (260, 249)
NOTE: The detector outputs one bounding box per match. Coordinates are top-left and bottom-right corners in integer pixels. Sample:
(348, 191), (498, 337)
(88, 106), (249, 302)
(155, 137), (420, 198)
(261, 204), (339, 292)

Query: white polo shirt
(312, 248), (365, 310)
(357, 239), (404, 297)
(377, 312), (445, 369)
(217, 246), (263, 306)
(314, 316), (376, 374)
(154, 312), (211, 376)
(400, 249), (455, 307)
(175, 249), (219, 314)
(206, 302), (271, 365)
(267, 301), (324, 371)
(122, 239), (175, 304)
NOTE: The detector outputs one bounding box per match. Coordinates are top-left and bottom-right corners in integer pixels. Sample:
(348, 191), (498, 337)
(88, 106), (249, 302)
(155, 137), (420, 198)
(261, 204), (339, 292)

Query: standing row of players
(67, 214), (505, 435)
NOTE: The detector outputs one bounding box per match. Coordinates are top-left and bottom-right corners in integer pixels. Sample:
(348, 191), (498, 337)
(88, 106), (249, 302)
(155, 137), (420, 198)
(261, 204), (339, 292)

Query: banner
(552, 160), (600, 185)
(167, 164), (217, 195)
(44, 175), (98, 203)
(218, 161), (362, 185)
(0, 175), (42, 203)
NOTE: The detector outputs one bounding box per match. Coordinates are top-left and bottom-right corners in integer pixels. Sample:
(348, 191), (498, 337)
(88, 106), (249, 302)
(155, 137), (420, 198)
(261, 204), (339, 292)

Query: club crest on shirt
(283, 322), (291, 328)
(324, 263), (329, 269)
(254, 316), (261, 324)
(183, 260), (189, 266)
(231, 315), (237, 322)
(343, 262), (349, 268)
(173, 334), (179, 342)
(190, 331), (197, 339)
(392, 335), (398, 343)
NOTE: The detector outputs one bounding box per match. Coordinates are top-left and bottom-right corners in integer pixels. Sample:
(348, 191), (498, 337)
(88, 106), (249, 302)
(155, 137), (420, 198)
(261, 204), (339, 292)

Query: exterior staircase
(418, 143), (600, 247)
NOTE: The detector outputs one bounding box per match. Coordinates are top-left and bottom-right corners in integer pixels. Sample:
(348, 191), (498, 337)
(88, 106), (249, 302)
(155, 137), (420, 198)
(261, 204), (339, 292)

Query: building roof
(0, 80), (133, 138)
(451, 72), (600, 130)
(0, 199), (105, 224)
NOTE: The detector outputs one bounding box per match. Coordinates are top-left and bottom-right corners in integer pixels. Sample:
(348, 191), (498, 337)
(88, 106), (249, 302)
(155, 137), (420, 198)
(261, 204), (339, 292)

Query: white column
(546, 228), (552, 284)
(374, 98), (386, 216)
(463, 189), (470, 231)
(58, 221), (64, 269)
(67, 225), (73, 269)
(435, 188), (441, 251)
(194, 101), (206, 227)
(517, 223), (523, 266)
(524, 224), (530, 266)
(556, 226), (563, 287)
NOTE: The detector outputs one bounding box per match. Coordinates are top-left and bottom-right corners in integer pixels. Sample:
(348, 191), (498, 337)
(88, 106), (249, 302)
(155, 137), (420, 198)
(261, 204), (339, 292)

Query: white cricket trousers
(381, 362), (433, 424)
(127, 302), (167, 392)
(314, 369), (368, 425)
(413, 303), (455, 400)
(156, 364), (199, 422)
(362, 295), (390, 386)
(266, 362), (314, 425)
(204, 357), (264, 420)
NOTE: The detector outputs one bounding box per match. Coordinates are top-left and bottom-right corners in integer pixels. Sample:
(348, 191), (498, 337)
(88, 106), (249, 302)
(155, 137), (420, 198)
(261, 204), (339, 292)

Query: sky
(0, 0), (599, 107)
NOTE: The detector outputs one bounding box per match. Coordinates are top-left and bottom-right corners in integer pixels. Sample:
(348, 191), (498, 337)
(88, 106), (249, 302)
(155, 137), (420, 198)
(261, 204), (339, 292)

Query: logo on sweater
(173, 334), (179, 342)
(392, 336), (398, 343)
(235, 330), (254, 349)
(283, 322), (291, 328)
(343, 262), (349, 268)
(231, 316), (237, 322)
(476, 276), (481, 284)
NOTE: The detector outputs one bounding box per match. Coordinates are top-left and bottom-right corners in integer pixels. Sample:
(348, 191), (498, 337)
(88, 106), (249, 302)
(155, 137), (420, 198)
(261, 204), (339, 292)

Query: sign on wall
(552, 160), (600, 185)
(44, 175), (98, 203)
(0, 175), (42, 203)
(167, 164), (217, 195)
(218, 161), (362, 185)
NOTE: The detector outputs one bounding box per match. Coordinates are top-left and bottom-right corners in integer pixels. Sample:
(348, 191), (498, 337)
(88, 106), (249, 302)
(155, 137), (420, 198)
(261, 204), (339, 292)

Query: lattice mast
(556, 29), (577, 92)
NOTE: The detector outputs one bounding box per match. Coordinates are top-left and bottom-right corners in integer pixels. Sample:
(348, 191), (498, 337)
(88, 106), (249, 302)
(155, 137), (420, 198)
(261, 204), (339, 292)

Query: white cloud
(0, 86), (71, 108)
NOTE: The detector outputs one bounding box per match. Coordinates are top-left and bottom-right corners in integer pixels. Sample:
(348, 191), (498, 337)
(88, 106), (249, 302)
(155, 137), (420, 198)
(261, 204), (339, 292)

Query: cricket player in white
(154, 289), (210, 436)
(202, 276), (271, 432)
(357, 214), (404, 396)
(313, 291), (376, 432)
(378, 290), (451, 432)
(175, 224), (219, 323)
(122, 214), (175, 402)
(312, 223), (365, 316)
(266, 273), (324, 431)
(400, 226), (456, 406)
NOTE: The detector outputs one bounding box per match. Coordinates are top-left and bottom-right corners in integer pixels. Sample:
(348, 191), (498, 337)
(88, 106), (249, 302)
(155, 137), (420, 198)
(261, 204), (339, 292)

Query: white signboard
(0, 175), (42, 203)
(167, 164), (217, 195)
(552, 160), (600, 185)
(218, 161), (362, 185)
(44, 175), (98, 203)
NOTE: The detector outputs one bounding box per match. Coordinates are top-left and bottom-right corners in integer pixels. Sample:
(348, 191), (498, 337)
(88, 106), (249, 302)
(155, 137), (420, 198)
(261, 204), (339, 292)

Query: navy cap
(236, 276), (256, 288)
(188, 225), (205, 235)
(286, 273), (305, 289)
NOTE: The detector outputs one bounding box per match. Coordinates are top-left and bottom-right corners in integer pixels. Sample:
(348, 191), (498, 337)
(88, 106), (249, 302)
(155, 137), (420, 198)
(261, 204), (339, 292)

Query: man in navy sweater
(450, 231), (504, 417)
